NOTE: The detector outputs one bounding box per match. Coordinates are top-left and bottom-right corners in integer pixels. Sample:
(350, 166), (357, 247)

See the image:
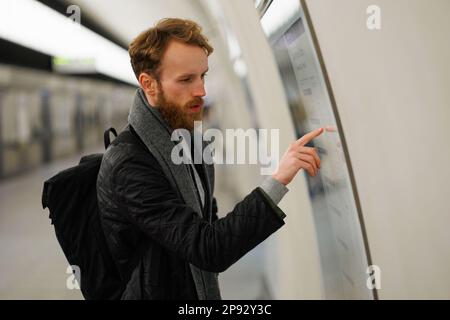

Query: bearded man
(97, 18), (323, 300)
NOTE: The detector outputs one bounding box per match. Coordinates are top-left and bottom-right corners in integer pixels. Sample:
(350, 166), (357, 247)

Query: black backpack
(42, 128), (126, 300)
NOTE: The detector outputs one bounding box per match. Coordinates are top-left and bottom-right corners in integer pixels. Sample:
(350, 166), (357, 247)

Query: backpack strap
(104, 127), (118, 149)
(107, 125), (146, 149)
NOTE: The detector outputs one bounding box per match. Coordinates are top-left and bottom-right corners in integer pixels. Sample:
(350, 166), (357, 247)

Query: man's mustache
(187, 98), (204, 108)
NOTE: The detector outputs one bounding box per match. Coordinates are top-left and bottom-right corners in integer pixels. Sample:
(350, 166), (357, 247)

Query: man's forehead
(161, 40), (208, 75)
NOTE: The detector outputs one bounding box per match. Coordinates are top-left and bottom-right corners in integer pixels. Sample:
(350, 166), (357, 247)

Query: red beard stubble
(155, 83), (203, 131)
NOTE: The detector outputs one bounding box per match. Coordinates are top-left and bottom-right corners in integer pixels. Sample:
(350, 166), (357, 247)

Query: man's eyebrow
(177, 68), (209, 78)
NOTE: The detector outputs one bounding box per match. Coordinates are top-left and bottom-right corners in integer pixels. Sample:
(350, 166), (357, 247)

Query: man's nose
(192, 81), (206, 97)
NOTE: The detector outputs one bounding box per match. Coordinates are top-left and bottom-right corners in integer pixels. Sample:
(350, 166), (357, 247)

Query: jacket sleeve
(112, 152), (286, 273)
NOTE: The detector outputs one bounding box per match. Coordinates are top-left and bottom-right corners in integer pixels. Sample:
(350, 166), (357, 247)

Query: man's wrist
(259, 176), (289, 205)
(271, 174), (289, 186)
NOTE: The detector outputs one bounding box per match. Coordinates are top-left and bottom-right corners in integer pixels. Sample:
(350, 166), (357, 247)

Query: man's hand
(272, 128), (324, 186)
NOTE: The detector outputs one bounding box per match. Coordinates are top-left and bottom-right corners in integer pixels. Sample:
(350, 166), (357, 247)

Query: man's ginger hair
(128, 18), (214, 80)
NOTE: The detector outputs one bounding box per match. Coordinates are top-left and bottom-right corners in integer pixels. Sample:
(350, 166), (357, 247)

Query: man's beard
(155, 86), (203, 131)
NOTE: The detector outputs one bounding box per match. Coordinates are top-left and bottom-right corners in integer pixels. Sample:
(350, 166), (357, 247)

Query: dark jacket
(97, 125), (286, 299)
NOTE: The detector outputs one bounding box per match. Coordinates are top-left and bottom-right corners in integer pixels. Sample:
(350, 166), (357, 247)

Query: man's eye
(180, 78), (191, 82)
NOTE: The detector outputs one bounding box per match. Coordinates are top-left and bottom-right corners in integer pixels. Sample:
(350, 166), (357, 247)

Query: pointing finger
(297, 127), (324, 147)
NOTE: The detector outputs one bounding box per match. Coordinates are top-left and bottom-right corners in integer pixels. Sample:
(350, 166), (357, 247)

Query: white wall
(305, 0), (450, 299)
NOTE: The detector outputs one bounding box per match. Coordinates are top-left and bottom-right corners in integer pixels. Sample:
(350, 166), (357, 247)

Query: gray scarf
(128, 88), (221, 300)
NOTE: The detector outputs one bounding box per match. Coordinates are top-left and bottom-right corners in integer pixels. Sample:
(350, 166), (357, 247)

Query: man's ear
(138, 72), (158, 97)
